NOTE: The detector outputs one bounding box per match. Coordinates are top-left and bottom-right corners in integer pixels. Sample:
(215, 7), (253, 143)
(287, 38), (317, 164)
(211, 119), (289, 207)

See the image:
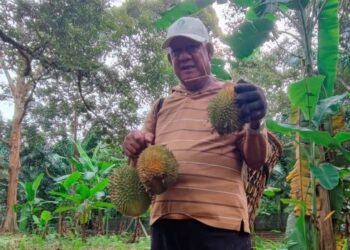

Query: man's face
(168, 36), (212, 89)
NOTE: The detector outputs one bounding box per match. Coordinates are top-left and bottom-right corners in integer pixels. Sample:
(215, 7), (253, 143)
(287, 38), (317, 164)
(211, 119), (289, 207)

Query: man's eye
(187, 44), (199, 52)
(172, 49), (181, 55)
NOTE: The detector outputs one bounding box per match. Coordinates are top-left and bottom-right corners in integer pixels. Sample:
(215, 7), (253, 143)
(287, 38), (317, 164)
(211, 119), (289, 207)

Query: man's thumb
(144, 133), (155, 146)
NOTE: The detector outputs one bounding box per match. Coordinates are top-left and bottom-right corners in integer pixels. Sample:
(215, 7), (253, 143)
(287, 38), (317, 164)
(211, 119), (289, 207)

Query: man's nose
(177, 49), (192, 60)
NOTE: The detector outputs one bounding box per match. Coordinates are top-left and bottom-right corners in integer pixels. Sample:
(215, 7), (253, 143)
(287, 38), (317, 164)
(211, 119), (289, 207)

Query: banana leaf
(286, 0), (309, 10)
(317, 0), (339, 97)
(287, 75), (325, 121)
(231, 0), (258, 7)
(153, 0), (214, 31)
(211, 58), (231, 80)
(225, 18), (274, 59)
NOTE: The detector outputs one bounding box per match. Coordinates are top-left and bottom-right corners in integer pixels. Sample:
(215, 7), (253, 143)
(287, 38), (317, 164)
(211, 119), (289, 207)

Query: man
(123, 16), (269, 250)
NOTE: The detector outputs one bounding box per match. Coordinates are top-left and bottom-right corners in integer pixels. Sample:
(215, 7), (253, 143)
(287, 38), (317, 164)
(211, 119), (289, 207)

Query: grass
(255, 236), (289, 250)
(0, 234), (150, 250)
(0, 233), (288, 250)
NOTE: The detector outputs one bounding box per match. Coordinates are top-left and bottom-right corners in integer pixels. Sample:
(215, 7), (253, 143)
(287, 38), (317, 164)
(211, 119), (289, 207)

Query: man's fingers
(239, 105), (251, 123)
(235, 91), (261, 106)
(235, 83), (256, 93)
(239, 100), (266, 123)
(133, 131), (146, 146)
(122, 131), (147, 158)
(144, 133), (155, 146)
(251, 110), (265, 121)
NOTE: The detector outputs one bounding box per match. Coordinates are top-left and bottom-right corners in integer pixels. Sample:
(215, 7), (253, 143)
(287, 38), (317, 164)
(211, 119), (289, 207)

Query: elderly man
(123, 16), (268, 250)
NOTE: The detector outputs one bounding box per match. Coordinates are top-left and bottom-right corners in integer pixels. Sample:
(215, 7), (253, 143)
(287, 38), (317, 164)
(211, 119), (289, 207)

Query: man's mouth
(181, 65), (195, 70)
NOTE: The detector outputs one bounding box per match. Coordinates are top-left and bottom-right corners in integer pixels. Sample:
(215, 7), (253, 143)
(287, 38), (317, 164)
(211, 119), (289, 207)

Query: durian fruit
(208, 83), (244, 134)
(137, 145), (178, 195)
(109, 164), (151, 217)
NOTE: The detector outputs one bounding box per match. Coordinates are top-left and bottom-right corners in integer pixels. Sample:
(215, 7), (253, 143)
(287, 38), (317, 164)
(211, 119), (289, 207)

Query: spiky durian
(137, 145), (178, 195)
(208, 83), (243, 134)
(109, 164), (151, 217)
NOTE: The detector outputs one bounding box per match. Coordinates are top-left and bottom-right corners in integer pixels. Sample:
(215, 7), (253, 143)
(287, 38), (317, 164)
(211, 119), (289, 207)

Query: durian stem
(128, 157), (137, 168)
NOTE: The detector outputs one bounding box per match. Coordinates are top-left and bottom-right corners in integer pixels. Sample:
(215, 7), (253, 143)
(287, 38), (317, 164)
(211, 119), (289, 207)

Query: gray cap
(162, 16), (210, 49)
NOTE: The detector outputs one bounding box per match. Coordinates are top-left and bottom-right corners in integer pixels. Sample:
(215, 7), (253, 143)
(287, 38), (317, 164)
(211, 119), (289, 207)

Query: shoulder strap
(151, 97), (164, 135)
(155, 97), (164, 115)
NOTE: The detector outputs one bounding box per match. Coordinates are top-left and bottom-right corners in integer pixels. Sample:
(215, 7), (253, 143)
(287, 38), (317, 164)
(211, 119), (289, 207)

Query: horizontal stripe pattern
(143, 83), (267, 233)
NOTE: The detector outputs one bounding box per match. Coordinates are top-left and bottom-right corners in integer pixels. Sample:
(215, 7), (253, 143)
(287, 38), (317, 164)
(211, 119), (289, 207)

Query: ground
(0, 233), (288, 250)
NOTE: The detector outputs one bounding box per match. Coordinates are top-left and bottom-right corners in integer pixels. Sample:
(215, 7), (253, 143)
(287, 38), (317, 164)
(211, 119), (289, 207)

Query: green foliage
(232, 0), (258, 7)
(37, 0), (110, 72)
(15, 173), (46, 233)
(317, 0), (340, 97)
(32, 210), (52, 238)
(255, 233), (291, 250)
(50, 143), (123, 236)
(0, 234), (151, 250)
(287, 75), (325, 121)
(281, 199), (309, 249)
(225, 18), (274, 59)
(267, 120), (332, 146)
(263, 186), (281, 198)
(313, 93), (348, 126)
(211, 58), (231, 80)
(0, 233), (290, 249)
(329, 182), (344, 219)
(153, 0), (214, 30)
(310, 163), (339, 190)
(286, 0), (309, 10)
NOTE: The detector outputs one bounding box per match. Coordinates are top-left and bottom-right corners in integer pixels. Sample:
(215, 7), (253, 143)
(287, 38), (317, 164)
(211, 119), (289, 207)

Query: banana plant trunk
(317, 186), (335, 250)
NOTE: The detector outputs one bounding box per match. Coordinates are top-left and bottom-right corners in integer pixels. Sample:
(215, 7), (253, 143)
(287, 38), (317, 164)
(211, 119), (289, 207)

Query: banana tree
(15, 173), (45, 232)
(50, 143), (119, 239)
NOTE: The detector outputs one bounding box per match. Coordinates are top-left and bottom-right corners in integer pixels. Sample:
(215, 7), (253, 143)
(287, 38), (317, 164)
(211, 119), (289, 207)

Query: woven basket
(243, 132), (283, 230)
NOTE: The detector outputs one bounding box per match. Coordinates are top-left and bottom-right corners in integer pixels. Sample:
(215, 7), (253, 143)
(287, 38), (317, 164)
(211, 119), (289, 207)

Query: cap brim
(162, 34), (207, 49)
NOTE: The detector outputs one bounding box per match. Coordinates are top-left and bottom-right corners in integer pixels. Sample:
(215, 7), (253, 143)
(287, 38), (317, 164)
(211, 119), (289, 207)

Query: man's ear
(206, 43), (214, 60)
(167, 53), (173, 65)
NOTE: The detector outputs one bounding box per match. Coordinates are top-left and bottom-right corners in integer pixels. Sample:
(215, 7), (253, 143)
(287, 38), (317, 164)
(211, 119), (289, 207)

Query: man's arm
(238, 125), (270, 169)
(234, 79), (270, 169)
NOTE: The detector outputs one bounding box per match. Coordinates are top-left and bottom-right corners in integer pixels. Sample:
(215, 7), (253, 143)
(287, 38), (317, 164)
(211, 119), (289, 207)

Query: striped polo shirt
(143, 81), (269, 233)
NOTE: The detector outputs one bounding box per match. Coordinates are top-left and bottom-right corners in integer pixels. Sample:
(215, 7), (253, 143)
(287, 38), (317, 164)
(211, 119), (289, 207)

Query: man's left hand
(234, 79), (267, 130)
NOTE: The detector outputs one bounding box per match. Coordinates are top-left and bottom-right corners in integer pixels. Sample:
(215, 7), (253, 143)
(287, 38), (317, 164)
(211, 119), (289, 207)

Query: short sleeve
(142, 98), (164, 134)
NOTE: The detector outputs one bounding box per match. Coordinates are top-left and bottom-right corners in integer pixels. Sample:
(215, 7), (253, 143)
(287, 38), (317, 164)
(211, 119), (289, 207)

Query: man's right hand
(122, 131), (154, 159)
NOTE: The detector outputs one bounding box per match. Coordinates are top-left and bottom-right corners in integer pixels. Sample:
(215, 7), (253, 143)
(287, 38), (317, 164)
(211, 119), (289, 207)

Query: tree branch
(76, 71), (119, 134)
(0, 52), (14, 84)
(271, 31), (303, 59)
(45, 166), (57, 179)
(0, 29), (32, 76)
(275, 30), (303, 44)
(281, 11), (300, 32)
(339, 78), (350, 91)
(0, 30), (32, 55)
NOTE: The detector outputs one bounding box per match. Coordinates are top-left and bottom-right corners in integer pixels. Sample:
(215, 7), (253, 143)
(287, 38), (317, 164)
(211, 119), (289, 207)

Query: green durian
(109, 165), (151, 217)
(208, 83), (244, 134)
(137, 145), (178, 195)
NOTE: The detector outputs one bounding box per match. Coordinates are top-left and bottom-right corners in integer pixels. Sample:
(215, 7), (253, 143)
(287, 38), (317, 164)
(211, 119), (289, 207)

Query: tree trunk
(1, 77), (28, 233)
(71, 110), (78, 171)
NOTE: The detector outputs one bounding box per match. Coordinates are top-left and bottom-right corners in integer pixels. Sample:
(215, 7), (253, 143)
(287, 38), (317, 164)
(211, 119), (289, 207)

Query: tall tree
(28, 0), (178, 145)
(0, 0), (112, 232)
(0, 0), (178, 232)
